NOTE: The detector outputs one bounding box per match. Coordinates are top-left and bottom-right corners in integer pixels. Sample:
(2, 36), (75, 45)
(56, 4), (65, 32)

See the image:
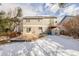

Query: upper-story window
(38, 19), (41, 22)
(26, 19), (30, 22)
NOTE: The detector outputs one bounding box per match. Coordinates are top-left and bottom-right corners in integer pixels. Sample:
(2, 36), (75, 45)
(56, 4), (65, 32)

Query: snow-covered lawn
(0, 35), (79, 56)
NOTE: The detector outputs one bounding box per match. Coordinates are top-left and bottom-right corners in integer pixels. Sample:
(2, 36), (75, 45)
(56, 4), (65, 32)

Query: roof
(23, 16), (57, 19)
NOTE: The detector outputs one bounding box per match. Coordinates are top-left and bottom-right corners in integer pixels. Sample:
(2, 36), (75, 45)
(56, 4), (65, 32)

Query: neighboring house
(20, 16), (57, 35)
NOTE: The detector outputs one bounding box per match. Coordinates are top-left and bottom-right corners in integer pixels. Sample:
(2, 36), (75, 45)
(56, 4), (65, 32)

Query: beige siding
(23, 18), (50, 26)
(22, 16), (57, 35)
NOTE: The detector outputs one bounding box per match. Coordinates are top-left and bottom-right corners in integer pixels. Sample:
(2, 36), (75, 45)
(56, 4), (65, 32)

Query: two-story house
(20, 16), (57, 35)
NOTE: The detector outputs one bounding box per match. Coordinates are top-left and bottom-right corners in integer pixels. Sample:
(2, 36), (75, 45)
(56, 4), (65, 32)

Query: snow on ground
(0, 35), (79, 56)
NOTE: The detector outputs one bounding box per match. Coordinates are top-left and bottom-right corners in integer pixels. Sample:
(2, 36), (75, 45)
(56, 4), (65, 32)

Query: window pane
(55, 21), (57, 23)
(26, 27), (31, 32)
(26, 20), (30, 22)
(39, 27), (42, 30)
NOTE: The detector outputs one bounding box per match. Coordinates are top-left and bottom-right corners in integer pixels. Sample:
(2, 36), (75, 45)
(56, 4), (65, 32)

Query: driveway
(0, 35), (79, 56)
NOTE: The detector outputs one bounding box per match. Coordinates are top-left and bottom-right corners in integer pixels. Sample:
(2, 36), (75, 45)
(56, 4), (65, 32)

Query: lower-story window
(26, 27), (31, 33)
(39, 27), (42, 30)
(39, 27), (43, 32)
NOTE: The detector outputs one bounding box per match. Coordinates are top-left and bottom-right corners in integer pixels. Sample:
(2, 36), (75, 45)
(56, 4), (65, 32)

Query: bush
(7, 32), (21, 38)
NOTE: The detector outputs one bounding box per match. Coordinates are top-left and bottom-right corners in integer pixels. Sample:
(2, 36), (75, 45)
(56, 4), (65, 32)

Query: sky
(0, 3), (79, 21)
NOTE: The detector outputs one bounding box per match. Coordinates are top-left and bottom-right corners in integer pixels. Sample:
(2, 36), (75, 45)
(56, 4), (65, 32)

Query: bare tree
(62, 16), (79, 38)
(15, 7), (22, 18)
